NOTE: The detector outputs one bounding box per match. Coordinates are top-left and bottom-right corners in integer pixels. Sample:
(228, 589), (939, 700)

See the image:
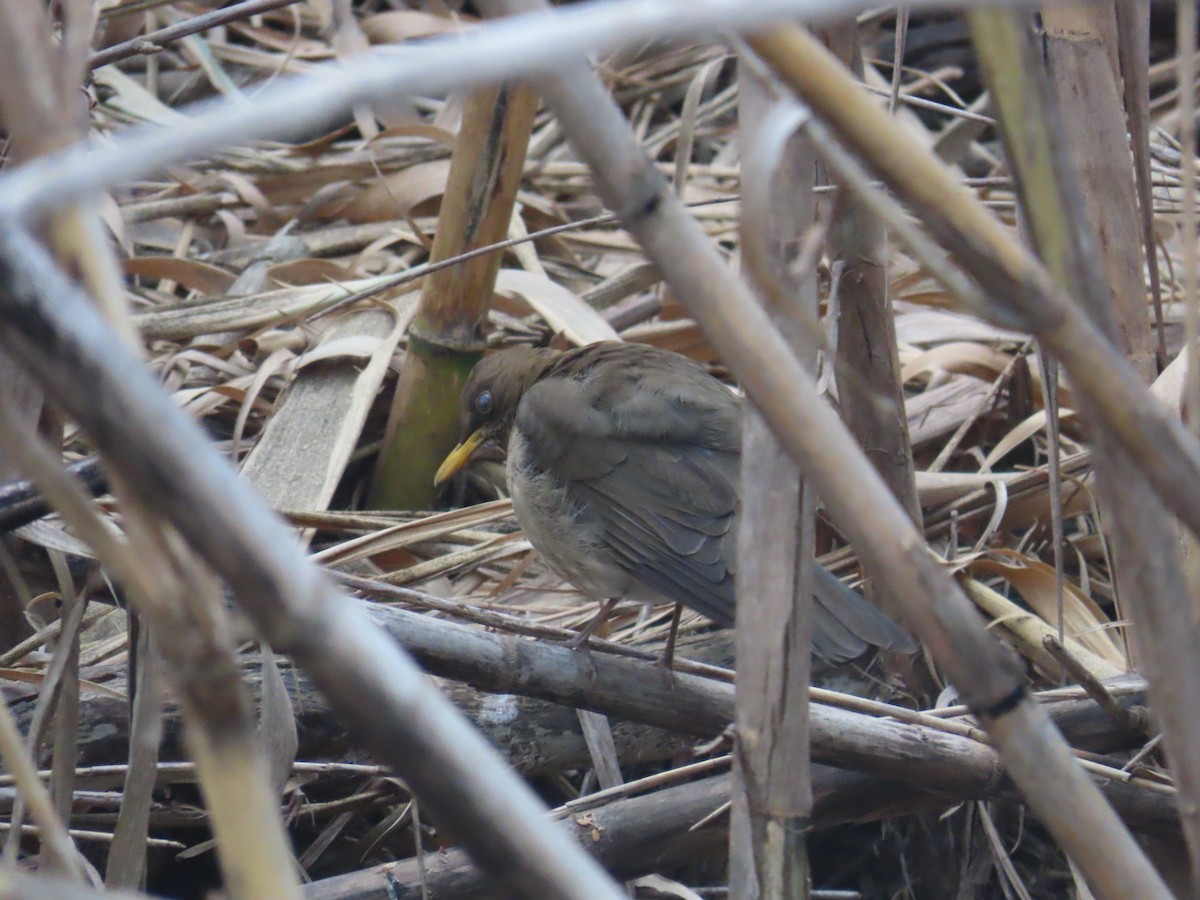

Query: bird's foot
(566, 598), (620, 652)
(566, 630), (594, 652)
(656, 602), (684, 671)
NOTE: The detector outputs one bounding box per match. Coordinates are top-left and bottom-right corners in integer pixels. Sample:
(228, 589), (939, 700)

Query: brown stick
(820, 25), (921, 528)
(733, 57), (818, 897)
(353, 603), (1172, 829)
(304, 775), (731, 899)
(1041, 637), (1147, 737)
(2, 601), (1173, 834)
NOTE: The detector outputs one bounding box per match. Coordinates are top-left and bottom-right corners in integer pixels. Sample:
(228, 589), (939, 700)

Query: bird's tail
(810, 565), (917, 664)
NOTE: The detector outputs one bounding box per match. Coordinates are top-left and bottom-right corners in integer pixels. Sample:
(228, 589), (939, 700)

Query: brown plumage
(437, 341), (915, 663)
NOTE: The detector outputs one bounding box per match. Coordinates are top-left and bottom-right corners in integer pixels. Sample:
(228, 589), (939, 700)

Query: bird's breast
(507, 431), (639, 601)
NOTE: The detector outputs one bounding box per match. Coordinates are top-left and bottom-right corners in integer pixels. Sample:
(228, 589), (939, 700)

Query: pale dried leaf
(124, 257), (237, 296)
(496, 269), (619, 345)
(969, 551), (1126, 667)
(359, 10), (472, 44)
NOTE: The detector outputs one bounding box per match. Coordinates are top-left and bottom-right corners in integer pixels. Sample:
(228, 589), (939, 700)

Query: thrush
(435, 341), (915, 663)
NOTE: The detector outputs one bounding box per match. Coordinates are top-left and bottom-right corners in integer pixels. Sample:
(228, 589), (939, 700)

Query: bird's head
(434, 345), (561, 485)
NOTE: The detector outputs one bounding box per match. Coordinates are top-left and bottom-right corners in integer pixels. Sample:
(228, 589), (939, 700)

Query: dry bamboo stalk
(74, 297), (302, 895)
(820, 25), (921, 528)
(16, 86), (304, 900)
(1114, 0), (1167, 369)
(476, 4), (1168, 895)
(350, 603), (1175, 829)
(1181, 0), (1200, 436)
(134, 533), (301, 900)
(1041, 5), (1156, 380)
(815, 23), (933, 704)
(732, 60), (817, 898)
(0, 226), (625, 900)
(306, 775), (732, 899)
(4, 620), (1167, 826)
(0, 0), (69, 595)
(746, 24), (1200, 559)
(0, 398), (303, 899)
(0, 8), (275, 891)
(971, 9), (1200, 891)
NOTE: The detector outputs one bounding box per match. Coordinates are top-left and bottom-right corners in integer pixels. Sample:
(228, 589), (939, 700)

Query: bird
(434, 341), (915, 664)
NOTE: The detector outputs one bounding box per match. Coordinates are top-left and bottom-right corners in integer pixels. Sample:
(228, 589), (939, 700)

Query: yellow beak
(434, 429), (486, 486)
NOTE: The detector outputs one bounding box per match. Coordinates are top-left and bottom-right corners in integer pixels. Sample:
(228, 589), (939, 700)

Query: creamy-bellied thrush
(435, 341), (915, 662)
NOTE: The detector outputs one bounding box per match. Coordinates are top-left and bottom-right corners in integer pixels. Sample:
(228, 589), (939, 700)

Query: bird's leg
(658, 602), (684, 670)
(567, 597), (620, 650)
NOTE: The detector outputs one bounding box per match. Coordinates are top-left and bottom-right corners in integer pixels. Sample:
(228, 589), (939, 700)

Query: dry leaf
(969, 550), (1126, 667)
(495, 269), (619, 345)
(359, 10), (473, 44)
(124, 257), (237, 296)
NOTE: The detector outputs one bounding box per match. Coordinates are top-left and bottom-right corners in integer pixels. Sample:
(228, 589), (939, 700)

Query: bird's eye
(474, 390), (493, 415)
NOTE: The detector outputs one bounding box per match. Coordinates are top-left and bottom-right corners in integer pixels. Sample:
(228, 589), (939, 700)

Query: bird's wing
(515, 345), (739, 625)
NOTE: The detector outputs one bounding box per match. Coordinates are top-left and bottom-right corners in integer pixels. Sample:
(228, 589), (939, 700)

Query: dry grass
(0, 3), (1193, 898)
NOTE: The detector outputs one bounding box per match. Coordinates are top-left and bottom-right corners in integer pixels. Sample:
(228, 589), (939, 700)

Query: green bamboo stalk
(371, 82), (538, 509)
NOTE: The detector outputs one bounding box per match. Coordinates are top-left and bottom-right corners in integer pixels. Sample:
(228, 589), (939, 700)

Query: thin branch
(1041, 637), (1148, 737)
(89, 0), (306, 70)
